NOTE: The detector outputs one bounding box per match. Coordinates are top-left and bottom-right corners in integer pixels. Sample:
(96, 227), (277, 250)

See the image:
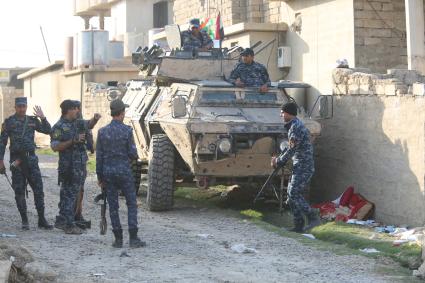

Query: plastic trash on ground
(360, 248), (380, 253)
(302, 234), (316, 240)
(230, 244), (257, 254)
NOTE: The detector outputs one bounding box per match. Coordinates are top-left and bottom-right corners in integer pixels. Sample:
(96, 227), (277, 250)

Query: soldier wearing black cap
(96, 99), (145, 248)
(72, 100), (101, 228)
(181, 18), (213, 51)
(271, 102), (320, 233)
(229, 48), (270, 92)
(50, 99), (87, 235)
(0, 97), (53, 230)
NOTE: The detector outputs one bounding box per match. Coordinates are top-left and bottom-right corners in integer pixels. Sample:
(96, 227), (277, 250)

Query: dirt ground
(0, 153), (415, 283)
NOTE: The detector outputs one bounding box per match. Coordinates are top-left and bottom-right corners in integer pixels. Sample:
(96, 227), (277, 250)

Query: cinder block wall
(173, 0), (283, 26)
(354, 0), (408, 72)
(83, 92), (111, 144)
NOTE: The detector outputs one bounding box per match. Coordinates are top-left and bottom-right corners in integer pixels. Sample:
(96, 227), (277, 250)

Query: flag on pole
(215, 12), (225, 41)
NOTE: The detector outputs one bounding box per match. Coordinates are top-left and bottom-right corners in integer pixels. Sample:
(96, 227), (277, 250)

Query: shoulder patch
(52, 129), (62, 139)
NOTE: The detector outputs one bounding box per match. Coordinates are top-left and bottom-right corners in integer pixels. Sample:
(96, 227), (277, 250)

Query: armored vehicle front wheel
(146, 134), (175, 211)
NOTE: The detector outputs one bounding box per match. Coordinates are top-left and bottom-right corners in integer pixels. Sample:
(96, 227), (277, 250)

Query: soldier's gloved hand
(0, 160), (5, 175)
(259, 84), (268, 93)
(33, 105), (46, 119)
(271, 157), (277, 168)
(235, 78), (245, 87)
(93, 113), (101, 121)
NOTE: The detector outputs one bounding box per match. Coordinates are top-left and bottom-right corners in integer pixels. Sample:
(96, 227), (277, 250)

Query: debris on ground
(360, 248), (380, 254)
(120, 251), (130, 257)
(0, 260), (11, 282)
(302, 234), (316, 240)
(313, 186), (374, 222)
(0, 241), (57, 282)
(0, 233), (16, 238)
(230, 244), (257, 254)
(197, 233), (212, 239)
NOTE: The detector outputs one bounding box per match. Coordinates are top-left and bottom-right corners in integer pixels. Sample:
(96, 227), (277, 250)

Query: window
(153, 1), (168, 28)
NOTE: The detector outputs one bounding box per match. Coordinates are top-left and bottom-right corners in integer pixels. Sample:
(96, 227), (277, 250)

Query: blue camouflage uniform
(0, 114), (51, 216)
(229, 61), (270, 87)
(276, 117), (314, 226)
(96, 120), (139, 231)
(181, 30), (213, 50)
(50, 117), (88, 225)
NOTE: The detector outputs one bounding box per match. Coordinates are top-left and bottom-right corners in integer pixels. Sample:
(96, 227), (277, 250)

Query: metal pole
(39, 26), (51, 63)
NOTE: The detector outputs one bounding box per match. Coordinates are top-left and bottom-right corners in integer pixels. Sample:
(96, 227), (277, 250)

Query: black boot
(129, 228), (146, 248)
(289, 219), (305, 233)
(20, 212), (29, 230)
(37, 209), (53, 230)
(112, 229), (123, 248)
(54, 215), (66, 230)
(64, 224), (83, 235)
(305, 210), (321, 231)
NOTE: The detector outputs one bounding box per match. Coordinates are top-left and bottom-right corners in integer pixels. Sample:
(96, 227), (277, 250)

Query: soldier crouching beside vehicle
(0, 97), (53, 230)
(50, 100), (87, 235)
(96, 99), (145, 248)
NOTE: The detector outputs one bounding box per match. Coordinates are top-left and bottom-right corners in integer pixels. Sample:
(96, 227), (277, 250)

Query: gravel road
(0, 154), (411, 283)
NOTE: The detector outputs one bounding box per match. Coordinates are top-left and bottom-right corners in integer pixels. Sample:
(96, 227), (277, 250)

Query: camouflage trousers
(58, 164), (86, 225)
(287, 169), (314, 226)
(10, 155), (45, 214)
(104, 173), (138, 231)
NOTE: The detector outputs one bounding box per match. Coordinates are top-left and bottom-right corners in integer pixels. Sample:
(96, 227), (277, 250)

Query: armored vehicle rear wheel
(146, 134), (175, 211)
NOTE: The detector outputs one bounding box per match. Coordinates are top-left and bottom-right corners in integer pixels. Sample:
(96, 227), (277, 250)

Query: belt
(11, 151), (35, 157)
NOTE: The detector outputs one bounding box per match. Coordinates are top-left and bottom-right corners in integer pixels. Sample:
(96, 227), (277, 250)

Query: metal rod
(39, 26), (51, 63)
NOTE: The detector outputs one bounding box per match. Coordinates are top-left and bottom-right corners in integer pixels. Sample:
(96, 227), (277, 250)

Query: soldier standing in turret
(229, 48), (270, 92)
(0, 97), (53, 230)
(181, 18), (213, 51)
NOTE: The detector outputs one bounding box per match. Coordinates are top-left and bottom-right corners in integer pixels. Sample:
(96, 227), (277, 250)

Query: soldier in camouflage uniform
(72, 100), (101, 227)
(181, 18), (213, 51)
(0, 97), (53, 230)
(50, 100), (87, 235)
(272, 102), (320, 233)
(229, 48), (270, 92)
(96, 99), (145, 248)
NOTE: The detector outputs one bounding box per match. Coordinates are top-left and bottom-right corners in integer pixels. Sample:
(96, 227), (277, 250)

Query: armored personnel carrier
(121, 26), (326, 211)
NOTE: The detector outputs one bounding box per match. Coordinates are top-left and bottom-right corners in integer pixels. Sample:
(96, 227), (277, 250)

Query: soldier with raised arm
(0, 97), (53, 230)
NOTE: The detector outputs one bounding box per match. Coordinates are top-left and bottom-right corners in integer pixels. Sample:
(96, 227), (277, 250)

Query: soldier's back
(98, 120), (133, 175)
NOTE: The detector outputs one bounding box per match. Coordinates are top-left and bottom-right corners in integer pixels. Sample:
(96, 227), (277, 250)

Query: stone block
(0, 260), (11, 283)
(348, 83), (360, 95)
(332, 84), (348, 95)
(413, 83), (425, 96)
(387, 69), (420, 85)
(332, 68), (354, 84)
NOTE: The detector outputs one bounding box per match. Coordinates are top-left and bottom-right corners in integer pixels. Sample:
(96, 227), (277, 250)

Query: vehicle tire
(146, 134), (175, 211)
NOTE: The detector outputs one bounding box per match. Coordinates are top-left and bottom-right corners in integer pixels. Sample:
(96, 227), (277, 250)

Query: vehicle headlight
(218, 138), (232, 153)
(279, 139), (289, 152)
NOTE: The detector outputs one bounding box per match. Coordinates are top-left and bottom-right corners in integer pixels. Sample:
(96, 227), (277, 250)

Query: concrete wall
(0, 87), (24, 122)
(281, 0), (356, 110)
(111, 0), (174, 55)
(354, 0), (408, 72)
(83, 92), (111, 143)
(312, 95), (425, 226)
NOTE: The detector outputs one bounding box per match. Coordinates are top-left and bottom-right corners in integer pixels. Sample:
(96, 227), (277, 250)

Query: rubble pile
(332, 68), (425, 96)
